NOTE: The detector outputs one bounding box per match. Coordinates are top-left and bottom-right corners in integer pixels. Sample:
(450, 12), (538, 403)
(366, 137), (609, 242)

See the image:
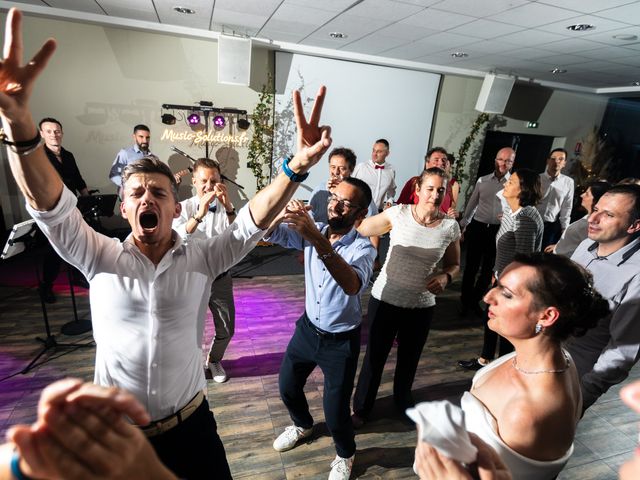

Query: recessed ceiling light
(613, 34), (638, 41)
(451, 52), (468, 58)
(566, 24), (595, 32)
(173, 6), (195, 14)
(631, 81), (640, 86)
(329, 32), (347, 39)
(550, 68), (567, 74)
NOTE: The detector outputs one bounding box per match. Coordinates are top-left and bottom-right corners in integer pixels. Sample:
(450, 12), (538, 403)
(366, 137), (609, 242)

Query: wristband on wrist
(192, 215), (203, 224)
(0, 129), (44, 156)
(11, 451), (33, 480)
(226, 207), (236, 216)
(281, 156), (309, 183)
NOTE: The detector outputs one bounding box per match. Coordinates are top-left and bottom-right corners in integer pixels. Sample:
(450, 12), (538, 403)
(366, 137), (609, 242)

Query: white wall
(0, 12), (271, 225)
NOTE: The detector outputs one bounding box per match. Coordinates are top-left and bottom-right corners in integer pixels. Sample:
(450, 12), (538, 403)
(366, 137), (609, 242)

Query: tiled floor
(0, 260), (638, 479)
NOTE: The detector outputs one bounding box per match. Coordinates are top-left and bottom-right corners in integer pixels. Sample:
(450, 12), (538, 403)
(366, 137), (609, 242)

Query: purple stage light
(187, 113), (201, 125)
(213, 115), (226, 129)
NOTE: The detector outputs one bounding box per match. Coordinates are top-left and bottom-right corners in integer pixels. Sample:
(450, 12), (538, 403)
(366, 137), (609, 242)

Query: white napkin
(406, 400), (478, 465)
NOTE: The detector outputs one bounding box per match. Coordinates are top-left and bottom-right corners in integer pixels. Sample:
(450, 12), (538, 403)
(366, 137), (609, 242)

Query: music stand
(77, 194), (118, 232)
(2, 220), (93, 373)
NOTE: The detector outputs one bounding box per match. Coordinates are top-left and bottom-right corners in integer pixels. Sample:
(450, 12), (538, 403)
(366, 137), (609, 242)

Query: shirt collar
(370, 159), (386, 168)
(492, 171), (510, 183)
(586, 236), (640, 266)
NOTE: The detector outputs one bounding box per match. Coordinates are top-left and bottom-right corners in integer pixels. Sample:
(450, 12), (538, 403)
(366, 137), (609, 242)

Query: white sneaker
(273, 425), (313, 452)
(208, 361), (228, 383)
(329, 454), (354, 480)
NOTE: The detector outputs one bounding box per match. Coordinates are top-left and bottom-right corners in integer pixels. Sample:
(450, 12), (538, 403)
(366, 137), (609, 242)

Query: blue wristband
(281, 156), (309, 183)
(10, 452), (32, 480)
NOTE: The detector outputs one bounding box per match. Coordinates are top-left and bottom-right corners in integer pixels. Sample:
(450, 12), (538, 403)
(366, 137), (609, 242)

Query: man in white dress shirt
(0, 9), (332, 478)
(173, 158), (237, 384)
(352, 138), (396, 211)
(537, 148), (574, 248)
(459, 147), (514, 316)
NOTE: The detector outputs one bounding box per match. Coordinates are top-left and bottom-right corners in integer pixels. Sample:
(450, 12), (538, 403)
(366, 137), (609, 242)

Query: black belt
(140, 390), (205, 437)
(471, 219), (499, 228)
(304, 315), (360, 340)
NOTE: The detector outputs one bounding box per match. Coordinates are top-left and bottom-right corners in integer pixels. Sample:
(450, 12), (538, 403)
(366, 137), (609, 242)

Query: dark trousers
(542, 220), (562, 249)
(479, 303), (513, 360)
(148, 397), (232, 480)
(353, 297), (434, 418)
(42, 243), (62, 286)
(279, 313), (361, 458)
(460, 220), (500, 307)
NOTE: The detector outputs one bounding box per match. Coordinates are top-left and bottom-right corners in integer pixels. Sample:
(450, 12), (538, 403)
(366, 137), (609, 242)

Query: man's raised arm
(248, 87), (332, 229)
(0, 9), (61, 211)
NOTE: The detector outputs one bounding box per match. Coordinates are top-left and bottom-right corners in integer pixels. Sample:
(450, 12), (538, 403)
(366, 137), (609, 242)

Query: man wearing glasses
(266, 178), (376, 480)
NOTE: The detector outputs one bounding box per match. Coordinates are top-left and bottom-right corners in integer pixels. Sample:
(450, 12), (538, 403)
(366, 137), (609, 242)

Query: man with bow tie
(352, 139), (396, 212)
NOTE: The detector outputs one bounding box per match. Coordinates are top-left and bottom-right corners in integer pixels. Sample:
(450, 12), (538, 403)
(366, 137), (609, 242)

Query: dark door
(475, 131), (554, 182)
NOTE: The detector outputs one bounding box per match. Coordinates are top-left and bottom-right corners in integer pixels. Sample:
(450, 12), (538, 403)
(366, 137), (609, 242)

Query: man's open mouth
(140, 212), (158, 229)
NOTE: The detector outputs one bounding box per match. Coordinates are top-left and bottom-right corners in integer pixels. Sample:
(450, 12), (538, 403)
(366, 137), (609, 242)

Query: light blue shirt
(268, 222), (375, 333)
(108, 145), (155, 187)
(308, 184), (378, 223)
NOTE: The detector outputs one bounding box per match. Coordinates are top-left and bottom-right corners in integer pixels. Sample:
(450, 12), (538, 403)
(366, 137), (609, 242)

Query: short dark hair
(122, 156), (178, 201)
(549, 147), (568, 158)
(618, 177), (640, 186)
(342, 177), (372, 210)
(375, 138), (389, 149)
(39, 117), (62, 130)
(193, 157), (221, 174)
(603, 184), (640, 222)
(513, 168), (542, 207)
(328, 147), (357, 171)
(425, 147), (447, 160)
(416, 167), (447, 188)
(446, 153), (455, 166)
(134, 124), (150, 134)
(513, 252), (609, 342)
(586, 179), (612, 207)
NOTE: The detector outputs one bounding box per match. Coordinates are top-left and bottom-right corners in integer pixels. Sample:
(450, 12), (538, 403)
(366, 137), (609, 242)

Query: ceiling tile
(343, 35), (412, 55)
(592, 2), (640, 23)
(536, 14), (629, 37)
(431, 0), (529, 17)
(285, 0), (360, 12)
(97, 0), (159, 22)
(493, 28), (569, 48)
(375, 22), (439, 41)
(491, 3), (580, 28)
(529, 53), (594, 67)
(541, 37), (609, 54)
(536, 0), (637, 15)
(448, 19), (524, 39)
(307, 14), (390, 42)
(575, 45), (640, 60)
(48, 0), (105, 14)
(347, 0), (425, 21)
(399, 7), (477, 30)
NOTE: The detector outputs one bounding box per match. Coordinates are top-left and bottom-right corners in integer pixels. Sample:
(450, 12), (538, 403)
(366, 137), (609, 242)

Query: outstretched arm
(0, 9), (60, 211)
(248, 87), (332, 229)
(357, 210), (392, 237)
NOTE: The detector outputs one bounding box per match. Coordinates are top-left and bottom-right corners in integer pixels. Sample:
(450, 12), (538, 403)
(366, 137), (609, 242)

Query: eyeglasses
(327, 193), (361, 210)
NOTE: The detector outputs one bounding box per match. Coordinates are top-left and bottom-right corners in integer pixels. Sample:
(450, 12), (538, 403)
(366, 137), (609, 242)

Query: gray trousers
(207, 273), (236, 363)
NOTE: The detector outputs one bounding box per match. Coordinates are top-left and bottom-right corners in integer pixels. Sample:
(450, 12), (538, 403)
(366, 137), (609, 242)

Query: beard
(327, 209), (358, 231)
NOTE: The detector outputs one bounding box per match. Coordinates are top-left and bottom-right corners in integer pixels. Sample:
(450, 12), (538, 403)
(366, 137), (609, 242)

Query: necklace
(512, 352), (571, 375)
(412, 206), (441, 227)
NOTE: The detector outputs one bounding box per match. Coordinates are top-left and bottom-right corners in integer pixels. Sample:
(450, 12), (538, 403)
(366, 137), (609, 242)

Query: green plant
(247, 82), (275, 190)
(451, 112), (491, 185)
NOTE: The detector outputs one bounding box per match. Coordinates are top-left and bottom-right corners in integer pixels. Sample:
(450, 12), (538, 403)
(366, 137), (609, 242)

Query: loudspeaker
(217, 35), (252, 86)
(475, 74), (515, 114)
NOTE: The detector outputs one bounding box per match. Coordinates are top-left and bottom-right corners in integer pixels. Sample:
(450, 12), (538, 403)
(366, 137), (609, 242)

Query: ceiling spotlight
(213, 115), (226, 130)
(451, 52), (468, 58)
(613, 34), (638, 41)
(632, 81), (640, 86)
(173, 6), (195, 14)
(566, 24), (595, 32)
(161, 113), (176, 125)
(550, 68), (567, 74)
(237, 117), (251, 130)
(329, 32), (347, 39)
(187, 113), (201, 125)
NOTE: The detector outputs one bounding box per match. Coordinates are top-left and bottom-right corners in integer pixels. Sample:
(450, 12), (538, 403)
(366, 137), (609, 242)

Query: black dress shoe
(457, 358), (484, 371)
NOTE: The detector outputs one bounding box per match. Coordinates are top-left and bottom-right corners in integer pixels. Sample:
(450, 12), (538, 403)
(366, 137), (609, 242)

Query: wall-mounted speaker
(217, 35), (252, 86)
(475, 74), (515, 114)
